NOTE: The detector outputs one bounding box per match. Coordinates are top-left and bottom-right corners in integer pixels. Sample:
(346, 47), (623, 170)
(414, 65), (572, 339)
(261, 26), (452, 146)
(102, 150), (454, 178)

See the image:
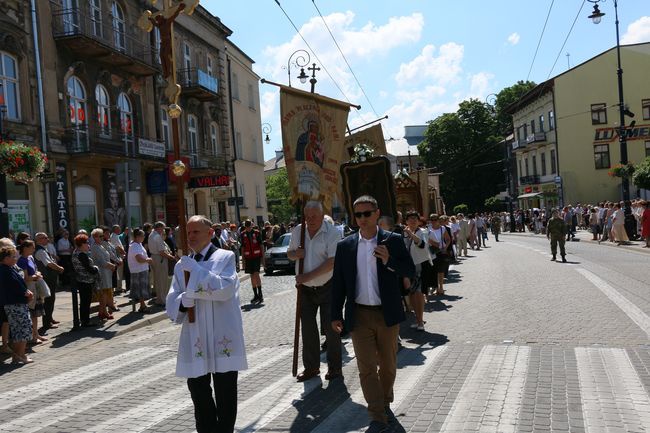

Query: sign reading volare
(50, 163), (71, 230)
(594, 124), (650, 143)
(189, 175), (230, 189)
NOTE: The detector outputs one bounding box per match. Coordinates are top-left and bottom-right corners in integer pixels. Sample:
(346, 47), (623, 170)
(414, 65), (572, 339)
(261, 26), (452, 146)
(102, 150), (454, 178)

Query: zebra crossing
(2, 340), (650, 432)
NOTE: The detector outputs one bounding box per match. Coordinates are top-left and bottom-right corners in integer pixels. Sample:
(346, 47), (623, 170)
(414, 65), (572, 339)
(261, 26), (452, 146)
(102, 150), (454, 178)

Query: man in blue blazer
(331, 195), (415, 433)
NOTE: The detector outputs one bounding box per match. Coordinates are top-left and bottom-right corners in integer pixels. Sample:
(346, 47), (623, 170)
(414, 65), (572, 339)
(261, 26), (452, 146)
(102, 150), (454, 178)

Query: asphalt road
(1, 232), (649, 433)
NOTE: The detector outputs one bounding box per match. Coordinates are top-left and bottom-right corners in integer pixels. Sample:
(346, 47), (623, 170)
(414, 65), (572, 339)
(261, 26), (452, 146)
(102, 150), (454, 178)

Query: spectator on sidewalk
(34, 232), (64, 330)
(149, 222), (177, 306)
(17, 240), (48, 344)
(71, 234), (100, 327)
(109, 225), (126, 294)
(128, 229), (153, 313)
(403, 210), (431, 331)
(102, 227), (121, 312)
(0, 238), (15, 355)
(56, 230), (74, 289)
(91, 228), (116, 321)
(641, 201), (650, 248)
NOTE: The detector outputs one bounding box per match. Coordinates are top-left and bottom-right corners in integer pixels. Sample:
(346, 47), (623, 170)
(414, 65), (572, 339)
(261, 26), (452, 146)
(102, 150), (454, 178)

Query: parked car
(264, 233), (294, 275)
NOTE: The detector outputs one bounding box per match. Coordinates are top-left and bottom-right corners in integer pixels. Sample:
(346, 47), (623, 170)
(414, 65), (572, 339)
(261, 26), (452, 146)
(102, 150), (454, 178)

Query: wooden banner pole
(292, 201), (307, 377)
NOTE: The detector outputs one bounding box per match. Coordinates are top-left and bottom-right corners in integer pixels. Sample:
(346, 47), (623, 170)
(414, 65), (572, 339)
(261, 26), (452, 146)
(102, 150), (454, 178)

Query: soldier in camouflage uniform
(546, 210), (567, 262)
(490, 213), (502, 242)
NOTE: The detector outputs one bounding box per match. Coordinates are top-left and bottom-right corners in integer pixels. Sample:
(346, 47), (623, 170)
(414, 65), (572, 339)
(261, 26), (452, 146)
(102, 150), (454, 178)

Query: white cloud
(394, 43), (464, 85)
(468, 72), (494, 99)
(507, 32), (520, 45)
(621, 16), (650, 44)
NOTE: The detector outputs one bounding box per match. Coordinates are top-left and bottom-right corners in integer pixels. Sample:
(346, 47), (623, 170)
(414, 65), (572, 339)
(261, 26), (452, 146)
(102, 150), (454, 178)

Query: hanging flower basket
(350, 143), (375, 163)
(607, 162), (635, 179)
(0, 140), (48, 183)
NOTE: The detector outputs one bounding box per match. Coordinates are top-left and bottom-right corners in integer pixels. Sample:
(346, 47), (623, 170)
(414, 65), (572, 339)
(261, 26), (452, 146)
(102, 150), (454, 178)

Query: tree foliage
(265, 169), (294, 223)
(632, 157), (650, 190)
(452, 204), (469, 215)
(484, 195), (503, 211)
(494, 80), (537, 137)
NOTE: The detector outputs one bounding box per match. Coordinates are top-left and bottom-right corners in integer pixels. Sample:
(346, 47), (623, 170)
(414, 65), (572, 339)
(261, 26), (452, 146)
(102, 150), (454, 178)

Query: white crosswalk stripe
(0, 346), (169, 411)
(576, 347), (650, 432)
(440, 345), (529, 433)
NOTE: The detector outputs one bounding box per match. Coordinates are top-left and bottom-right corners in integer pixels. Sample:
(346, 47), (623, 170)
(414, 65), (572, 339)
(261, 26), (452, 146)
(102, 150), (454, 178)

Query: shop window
(591, 103), (607, 125)
(75, 185), (97, 233)
(95, 84), (111, 137)
(111, 2), (126, 51)
(594, 144), (610, 169)
(550, 149), (557, 174)
(643, 99), (650, 120)
(1, 52), (20, 121)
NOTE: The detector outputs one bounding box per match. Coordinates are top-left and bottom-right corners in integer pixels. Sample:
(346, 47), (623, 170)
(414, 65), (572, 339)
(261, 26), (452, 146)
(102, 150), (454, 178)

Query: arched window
(0, 52), (20, 120)
(117, 92), (133, 139)
(90, 0), (102, 37)
(75, 185), (97, 233)
(187, 114), (198, 164)
(209, 122), (219, 156)
(95, 84), (110, 137)
(67, 75), (86, 127)
(112, 2), (126, 51)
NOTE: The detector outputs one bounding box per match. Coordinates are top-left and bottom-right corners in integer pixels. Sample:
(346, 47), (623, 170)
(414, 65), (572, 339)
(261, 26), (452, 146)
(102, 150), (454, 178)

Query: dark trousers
(43, 276), (58, 324)
(59, 255), (73, 286)
(300, 281), (342, 372)
(187, 371), (238, 433)
(78, 282), (93, 325)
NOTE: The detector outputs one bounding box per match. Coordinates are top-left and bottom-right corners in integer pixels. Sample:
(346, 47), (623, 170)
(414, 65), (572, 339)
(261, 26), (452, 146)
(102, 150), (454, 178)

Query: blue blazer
(331, 228), (415, 331)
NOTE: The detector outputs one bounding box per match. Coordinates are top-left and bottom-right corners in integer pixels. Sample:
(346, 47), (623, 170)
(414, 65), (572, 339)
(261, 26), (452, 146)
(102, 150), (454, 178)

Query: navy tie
(194, 253), (203, 262)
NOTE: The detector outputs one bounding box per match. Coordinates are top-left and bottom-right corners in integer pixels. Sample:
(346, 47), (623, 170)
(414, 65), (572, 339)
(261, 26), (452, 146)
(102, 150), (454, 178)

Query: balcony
(63, 126), (165, 161)
(190, 149), (229, 173)
(526, 132), (547, 145)
(178, 68), (219, 101)
(519, 175), (541, 185)
(51, 7), (159, 76)
(511, 139), (525, 150)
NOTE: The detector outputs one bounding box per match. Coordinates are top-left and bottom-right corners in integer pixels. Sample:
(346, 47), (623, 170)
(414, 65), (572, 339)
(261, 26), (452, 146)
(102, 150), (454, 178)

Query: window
(530, 120), (536, 134)
(207, 56), (213, 77)
(187, 114), (198, 165)
(518, 159), (522, 177)
(517, 125), (524, 142)
(95, 85), (111, 137)
(153, 27), (161, 64)
(523, 124), (528, 138)
(643, 99), (650, 120)
(591, 103), (607, 125)
(0, 52), (20, 120)
(232, 72), (240, 100)
(549, 110), (555, 130)
(541, 152), (547, 176)
(111, 2), (126, 51)
(645, 141), (650, 157)
(117, 92), (133, 139)
(251, 137), (258, 162)
(539, 114), (545, 132)
(255, 184), (261, 208)
(61, 0), (79, 34)
(74, 185), (97, 233)
(247, 82), (255, 109)
(209, 122), (218, 156)
(239, 183), (245, 206)
(90, 0), (102, 37)
(183, 43), (191, 70)
(235, 131), (242, 159)
(594, 144), (610, 169)
(160, 107), (170, 150)
(524, 158), (529, 176)
(67, 76), (86, 128)
(532, 155), (537, 176)
(550, 149), (557, 174)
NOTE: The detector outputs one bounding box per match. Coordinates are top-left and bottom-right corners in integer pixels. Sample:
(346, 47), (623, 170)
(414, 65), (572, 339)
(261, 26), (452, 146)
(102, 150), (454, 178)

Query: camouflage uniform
(490, 216), (501, 241)
(547, 216), (567, 262)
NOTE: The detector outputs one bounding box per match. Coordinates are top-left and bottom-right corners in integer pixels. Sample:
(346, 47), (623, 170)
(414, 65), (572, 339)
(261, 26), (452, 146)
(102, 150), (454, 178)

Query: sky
(201, 0), (650, 162)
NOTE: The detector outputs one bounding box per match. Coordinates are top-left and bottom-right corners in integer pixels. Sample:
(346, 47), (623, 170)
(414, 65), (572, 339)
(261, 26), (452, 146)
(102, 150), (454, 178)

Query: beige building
(226, 40), (268, 226)
(508, 42), (650, 207)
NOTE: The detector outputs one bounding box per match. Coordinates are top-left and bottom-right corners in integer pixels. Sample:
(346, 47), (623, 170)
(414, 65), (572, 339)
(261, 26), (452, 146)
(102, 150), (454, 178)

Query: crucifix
(139, 0), (199, 321)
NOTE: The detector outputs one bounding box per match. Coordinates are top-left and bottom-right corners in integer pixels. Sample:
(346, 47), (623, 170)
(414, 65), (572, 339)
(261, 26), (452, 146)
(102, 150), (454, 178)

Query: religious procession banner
(343, 123), (387, 162)
(280, 85), (351, 213)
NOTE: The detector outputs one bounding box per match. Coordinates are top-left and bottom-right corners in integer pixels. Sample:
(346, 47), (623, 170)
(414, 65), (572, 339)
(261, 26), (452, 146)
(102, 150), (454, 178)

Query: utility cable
(527, 0), (555, 81)
(312, 0), (380, 118)
(548, 0), (587, 78)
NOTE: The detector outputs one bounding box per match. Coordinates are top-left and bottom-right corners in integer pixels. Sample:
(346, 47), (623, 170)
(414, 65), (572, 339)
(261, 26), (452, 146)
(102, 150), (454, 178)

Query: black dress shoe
(296, 369), (320, 382)
(325, 369), (342, 380)
(365, 420), (389, 433)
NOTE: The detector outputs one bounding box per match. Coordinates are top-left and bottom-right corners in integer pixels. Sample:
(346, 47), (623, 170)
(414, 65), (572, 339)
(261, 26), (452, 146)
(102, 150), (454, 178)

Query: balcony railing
(192, 149), (229, 172)
(512, 139), (525, 150)
(178, 68), (219, 100)
(63, 126), (165, 160)
(51, 7), (159, 76)
(526, 132), (547, 144)
(519, 175), (541, 185)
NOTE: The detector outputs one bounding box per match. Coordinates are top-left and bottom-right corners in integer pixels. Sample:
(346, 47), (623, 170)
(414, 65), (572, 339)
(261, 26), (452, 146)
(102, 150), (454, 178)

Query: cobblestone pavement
(1, 233), (650, 433)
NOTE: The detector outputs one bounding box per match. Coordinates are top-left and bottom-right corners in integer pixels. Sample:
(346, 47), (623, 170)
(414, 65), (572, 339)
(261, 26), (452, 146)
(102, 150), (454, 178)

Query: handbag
(35, 278), (51, 299)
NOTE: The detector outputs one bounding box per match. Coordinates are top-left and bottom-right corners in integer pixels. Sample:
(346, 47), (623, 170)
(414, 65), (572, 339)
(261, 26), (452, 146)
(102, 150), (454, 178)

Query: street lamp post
(286, 50), (310, 87)
(588, 0), (632, 201)
(262, 123), (272, 146)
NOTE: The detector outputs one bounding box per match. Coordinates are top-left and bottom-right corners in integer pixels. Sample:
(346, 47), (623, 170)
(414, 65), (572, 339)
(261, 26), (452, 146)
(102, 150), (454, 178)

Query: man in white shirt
(34, 232), (65, 329)
(287, 201), (342, 382)
(109, 225), (126, 292)
(149, 221), (177, 305)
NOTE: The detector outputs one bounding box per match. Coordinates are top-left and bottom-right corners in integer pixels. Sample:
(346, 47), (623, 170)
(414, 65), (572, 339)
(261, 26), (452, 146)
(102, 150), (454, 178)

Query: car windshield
(274, 234), (291, 247)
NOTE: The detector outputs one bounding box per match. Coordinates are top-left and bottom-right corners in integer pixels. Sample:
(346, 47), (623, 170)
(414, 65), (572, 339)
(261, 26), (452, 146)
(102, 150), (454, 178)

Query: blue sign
(146, 170), (168, 194)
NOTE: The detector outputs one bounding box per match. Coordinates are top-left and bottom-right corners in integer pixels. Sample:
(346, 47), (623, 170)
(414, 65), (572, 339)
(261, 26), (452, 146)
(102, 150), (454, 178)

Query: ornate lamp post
(587, 0), (634, 201)
(262, 123), (272, 145)
(285, 49), (310, 87)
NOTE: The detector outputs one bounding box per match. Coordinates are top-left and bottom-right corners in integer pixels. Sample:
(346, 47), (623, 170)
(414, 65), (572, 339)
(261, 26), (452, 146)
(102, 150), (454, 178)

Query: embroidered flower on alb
(218, 335), (232, 357)
(194, 337), (203, 358)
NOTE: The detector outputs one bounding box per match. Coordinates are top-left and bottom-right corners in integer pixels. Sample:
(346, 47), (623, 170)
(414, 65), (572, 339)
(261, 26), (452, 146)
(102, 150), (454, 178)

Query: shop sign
(189, 175), (230, 189)
(594, 124), (650, 143)
(50, 163), (71, 230)
(8, 200), (30, 234)
(138, 138), (166, 158)
(524, 186), (533, 193)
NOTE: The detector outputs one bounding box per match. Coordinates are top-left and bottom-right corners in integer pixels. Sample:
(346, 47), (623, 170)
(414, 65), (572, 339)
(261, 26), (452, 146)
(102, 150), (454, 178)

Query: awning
(517, 192), (543, 199)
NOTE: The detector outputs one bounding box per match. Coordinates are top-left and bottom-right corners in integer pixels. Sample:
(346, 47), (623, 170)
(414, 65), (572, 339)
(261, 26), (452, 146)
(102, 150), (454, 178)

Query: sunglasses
(354, 210), (376, 218)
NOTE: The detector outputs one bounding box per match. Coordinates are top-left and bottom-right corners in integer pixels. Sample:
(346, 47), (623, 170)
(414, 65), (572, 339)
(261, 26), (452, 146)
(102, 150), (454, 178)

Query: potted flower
(608, 162), (635, 179)
(0, 140), (48, 183)
(350, 143), (375, 163)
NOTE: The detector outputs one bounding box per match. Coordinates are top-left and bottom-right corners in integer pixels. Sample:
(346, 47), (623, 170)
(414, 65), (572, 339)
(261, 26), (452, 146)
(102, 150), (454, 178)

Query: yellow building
(509, 42), (650, 208)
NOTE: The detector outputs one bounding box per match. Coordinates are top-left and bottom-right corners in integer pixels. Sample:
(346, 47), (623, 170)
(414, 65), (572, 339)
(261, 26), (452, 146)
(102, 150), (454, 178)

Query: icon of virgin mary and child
(295, 118), (324, 168)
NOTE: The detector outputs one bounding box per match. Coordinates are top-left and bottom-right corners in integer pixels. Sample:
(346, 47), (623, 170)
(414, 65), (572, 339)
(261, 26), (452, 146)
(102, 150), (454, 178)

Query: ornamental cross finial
(138, 0), (200, 105)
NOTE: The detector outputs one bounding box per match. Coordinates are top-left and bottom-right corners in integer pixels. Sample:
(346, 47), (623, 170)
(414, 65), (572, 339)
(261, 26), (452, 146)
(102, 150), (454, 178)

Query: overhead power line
(548, 0), (587, 78)
(527, 0), (555, 81)
(312, 0), (380, 118)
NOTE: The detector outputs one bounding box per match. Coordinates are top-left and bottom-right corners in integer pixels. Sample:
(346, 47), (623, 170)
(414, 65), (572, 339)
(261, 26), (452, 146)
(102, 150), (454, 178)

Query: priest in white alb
(166, 215), (247, 433)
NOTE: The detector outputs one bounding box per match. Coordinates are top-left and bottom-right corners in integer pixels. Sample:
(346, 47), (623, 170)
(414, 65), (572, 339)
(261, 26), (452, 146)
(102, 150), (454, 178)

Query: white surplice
(166, 246), (247, 378)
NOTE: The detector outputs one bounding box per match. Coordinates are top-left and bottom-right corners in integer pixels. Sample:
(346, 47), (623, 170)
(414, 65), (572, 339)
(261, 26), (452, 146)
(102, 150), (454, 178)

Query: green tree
(484, 195), (503, 211)
(419, 99), (501, 211)
(632, 157), (650, 190)
(452, 204), (469, 215)
(265, 169), (294, 223)
(494, 80), (537, 137)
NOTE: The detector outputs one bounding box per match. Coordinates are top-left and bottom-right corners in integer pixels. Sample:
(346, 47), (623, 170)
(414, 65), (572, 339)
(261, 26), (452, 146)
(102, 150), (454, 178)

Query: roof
(264, 152), (286, 172)
(385, 137), (419, 157)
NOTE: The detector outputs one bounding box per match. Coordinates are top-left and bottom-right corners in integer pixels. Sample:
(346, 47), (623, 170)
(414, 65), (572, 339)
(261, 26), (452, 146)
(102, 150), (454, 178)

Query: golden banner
(343, 123), (387, 162)
(280, 86), (351, 213)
